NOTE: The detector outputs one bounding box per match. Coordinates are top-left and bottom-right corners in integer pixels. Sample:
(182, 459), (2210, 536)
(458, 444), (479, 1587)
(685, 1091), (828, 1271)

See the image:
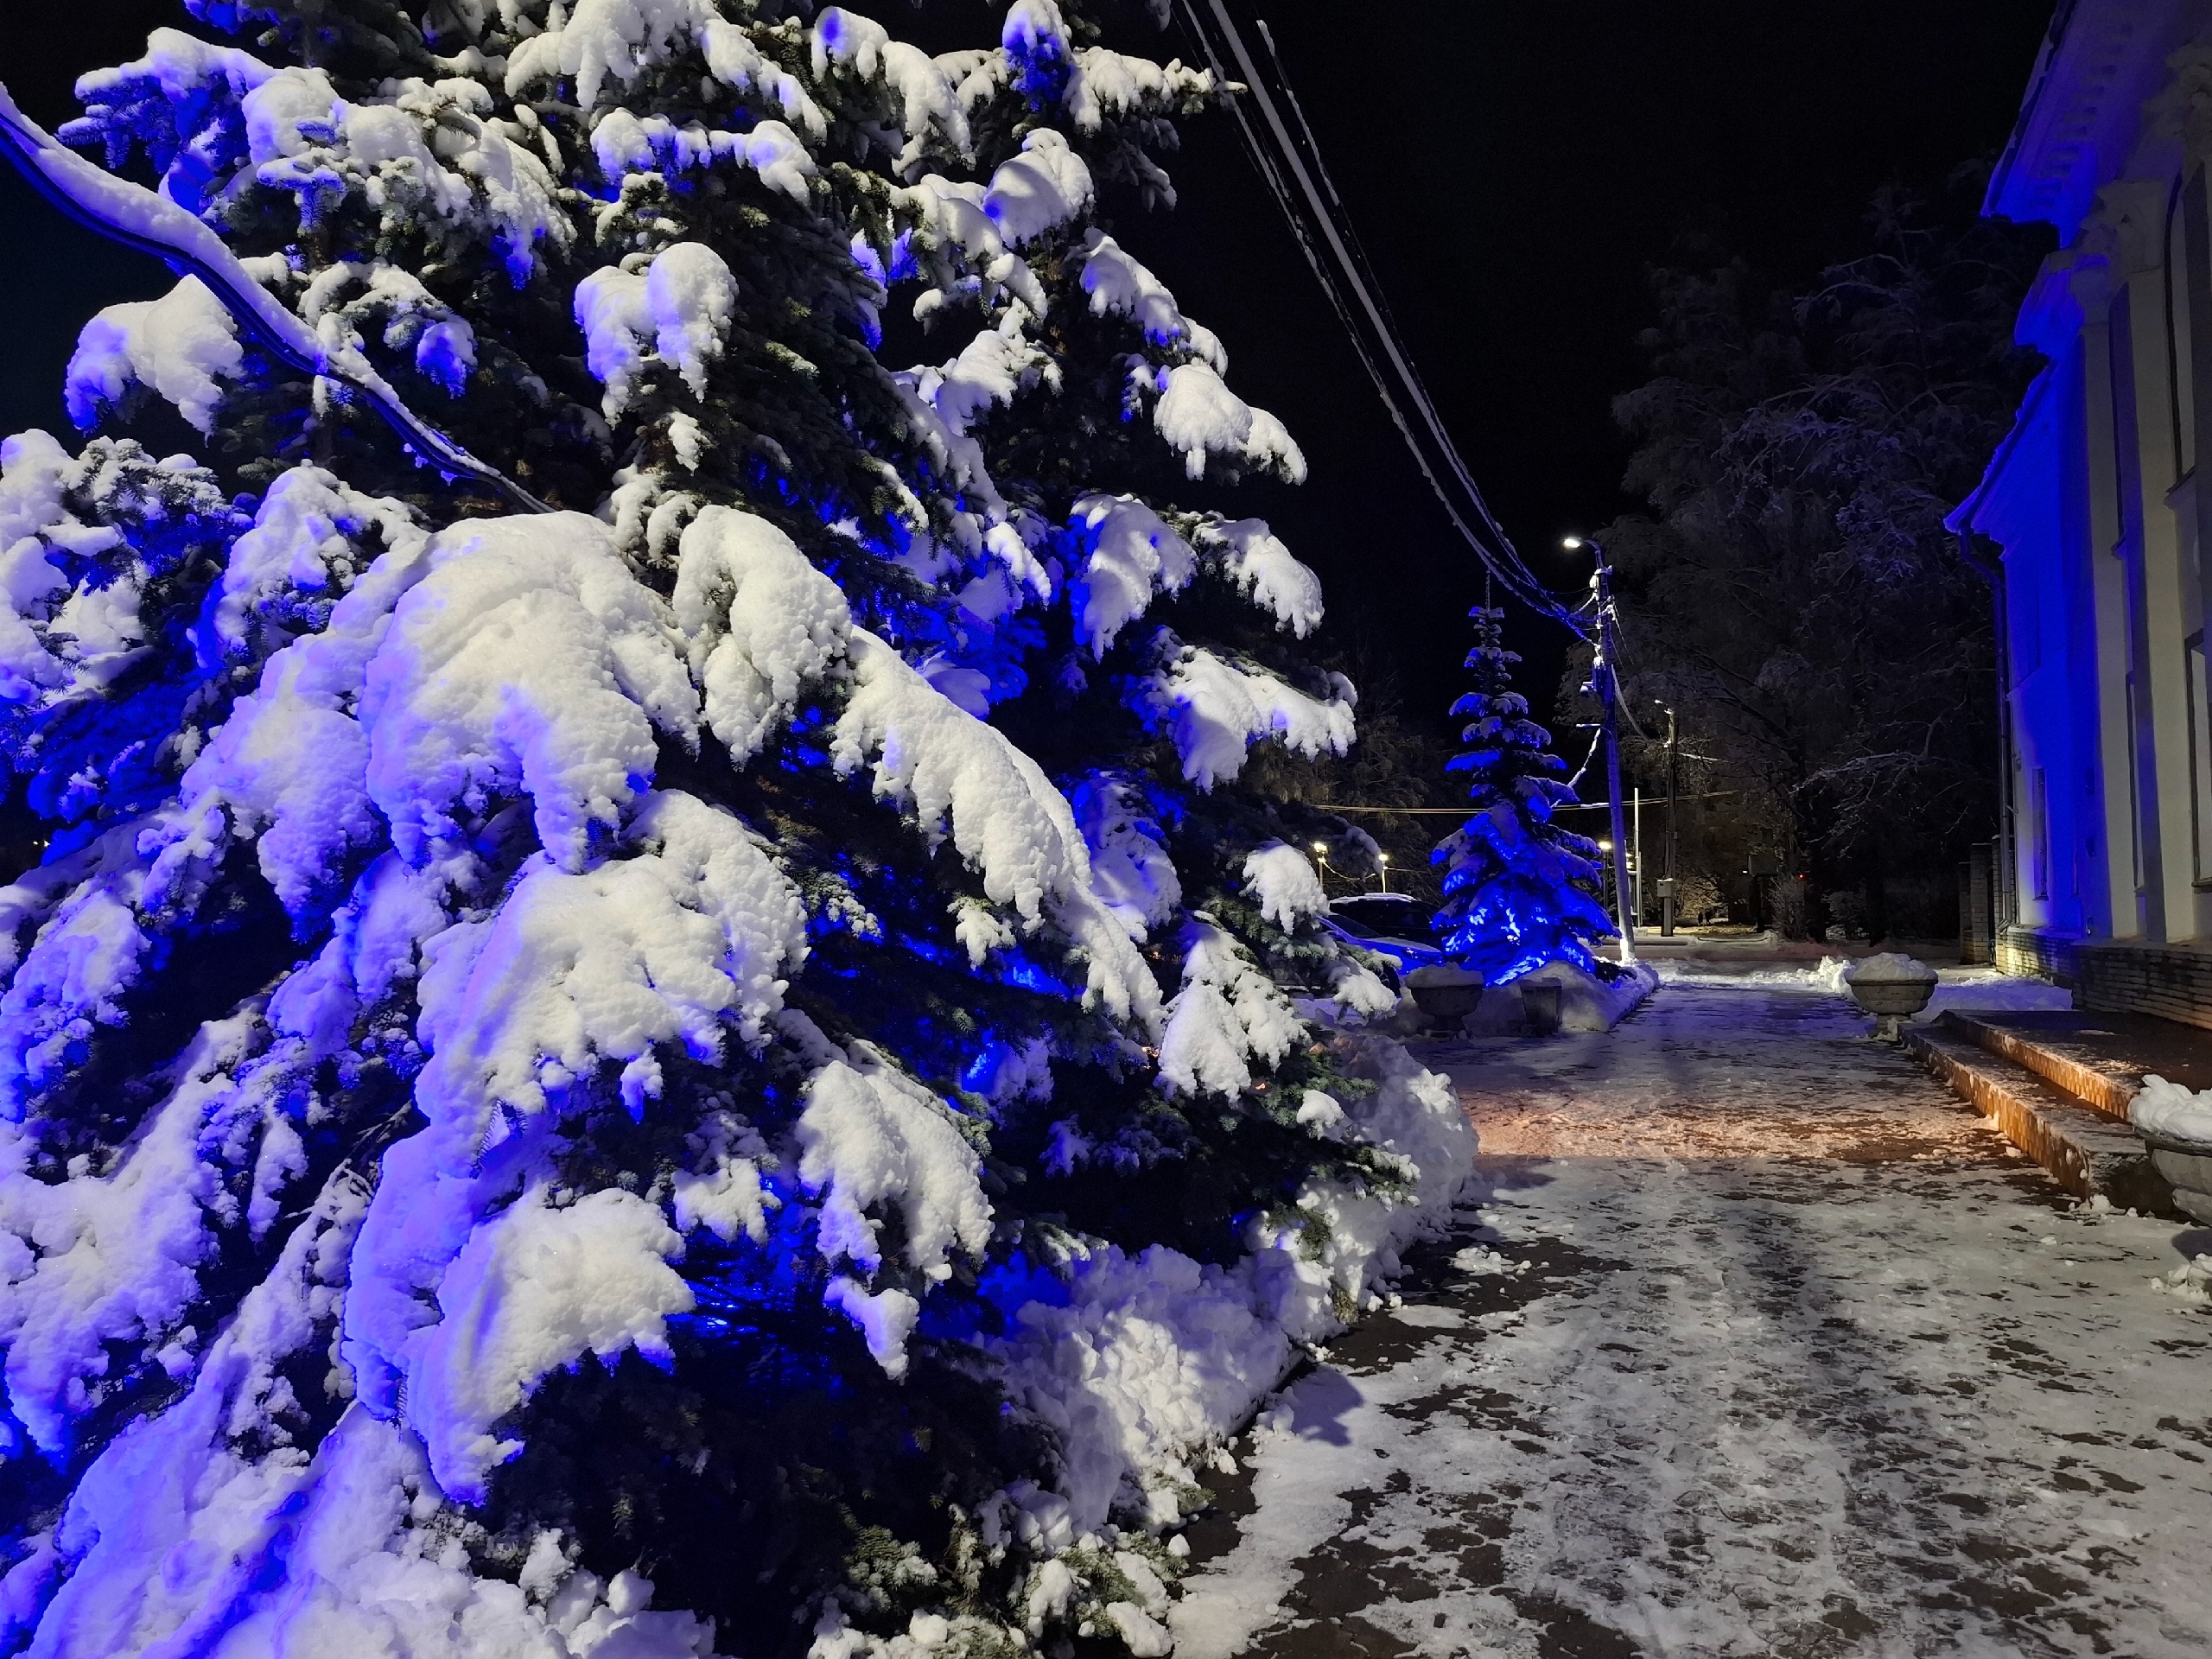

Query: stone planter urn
(2129, 1077), (2212, 1225)
(1842, 953), (1938, 1043)
(1405, 963), (1484, 1024)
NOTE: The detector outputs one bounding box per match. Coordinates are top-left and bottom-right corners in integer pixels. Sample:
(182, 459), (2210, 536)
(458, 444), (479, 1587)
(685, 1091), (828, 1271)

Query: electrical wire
(1173, 0), (1589, 639)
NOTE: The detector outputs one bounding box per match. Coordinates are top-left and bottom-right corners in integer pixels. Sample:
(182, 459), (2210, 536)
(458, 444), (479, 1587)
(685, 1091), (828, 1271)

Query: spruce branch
(0, 80), (551, 515)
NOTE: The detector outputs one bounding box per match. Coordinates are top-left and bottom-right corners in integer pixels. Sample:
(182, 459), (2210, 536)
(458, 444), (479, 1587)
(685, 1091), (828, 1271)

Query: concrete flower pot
(2130, 1078), (2212, 1224)
(1842, 953), (1938, 1043)
(1406, 964), (1484, 1022)
(2140, 1138), (2212, 1226)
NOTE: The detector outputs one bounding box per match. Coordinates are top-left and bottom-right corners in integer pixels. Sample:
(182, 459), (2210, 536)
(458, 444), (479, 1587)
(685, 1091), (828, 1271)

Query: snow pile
(2131, 1076), (2212, 1150)
(989, 1033), (1473, 1538)
(1077, 231), (1200, 347)
(1841, 951), (1937, 984)
(2148, 1255), (2212, 1308)
(1654, 956), (1855, 991)
(1238, 842), (1325, 930)
(1448, 1244), (1529, 1276)
(1920, 973), (2072, 1019)
(1071, 778), (1180, 940)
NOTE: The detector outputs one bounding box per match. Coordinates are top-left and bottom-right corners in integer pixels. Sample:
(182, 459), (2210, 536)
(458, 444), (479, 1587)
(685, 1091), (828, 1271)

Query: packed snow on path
(1170, 971), (2212, 1658)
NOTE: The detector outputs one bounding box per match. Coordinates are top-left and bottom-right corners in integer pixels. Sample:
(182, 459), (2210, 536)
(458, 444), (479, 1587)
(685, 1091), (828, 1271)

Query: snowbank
(1653, 956), (2072, 1020)
(1919, 973), (2073, 1020)
(985, 1033), (1472, 1540)
(1520, 959), (1660, 1032)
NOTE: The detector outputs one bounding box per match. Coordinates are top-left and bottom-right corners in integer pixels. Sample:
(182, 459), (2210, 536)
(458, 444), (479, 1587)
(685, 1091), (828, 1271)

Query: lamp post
(1377, 850), (1391, 893)
(1563, 536), (1637, 964)
(1311, 839), (1332, 898)
(1655, 701), (1678, 938)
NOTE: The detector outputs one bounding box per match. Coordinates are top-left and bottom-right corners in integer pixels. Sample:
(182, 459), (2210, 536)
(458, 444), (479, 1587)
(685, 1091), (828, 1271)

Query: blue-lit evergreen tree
(1433, 605), (1615, 982)
(0, 3), (1467, 1655)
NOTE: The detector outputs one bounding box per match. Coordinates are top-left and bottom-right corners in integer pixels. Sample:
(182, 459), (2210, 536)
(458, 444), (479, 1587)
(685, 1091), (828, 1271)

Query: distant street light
(1377, 850), (1392, 893)
(1310, 840), (1332, 895)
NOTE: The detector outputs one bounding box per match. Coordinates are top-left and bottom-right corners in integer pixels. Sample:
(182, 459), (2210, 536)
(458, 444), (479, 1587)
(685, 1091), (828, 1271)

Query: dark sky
(0, 0), (2056, 760)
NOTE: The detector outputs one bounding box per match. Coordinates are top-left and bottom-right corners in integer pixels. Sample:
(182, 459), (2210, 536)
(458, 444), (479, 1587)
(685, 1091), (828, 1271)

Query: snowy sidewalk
(1170, 976), (2212, 1658)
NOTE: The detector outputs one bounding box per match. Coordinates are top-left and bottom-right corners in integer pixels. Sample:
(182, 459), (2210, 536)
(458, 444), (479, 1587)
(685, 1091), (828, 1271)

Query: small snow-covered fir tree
(0, 3), (1470, 1656)
(1433, 604), (1616, 982)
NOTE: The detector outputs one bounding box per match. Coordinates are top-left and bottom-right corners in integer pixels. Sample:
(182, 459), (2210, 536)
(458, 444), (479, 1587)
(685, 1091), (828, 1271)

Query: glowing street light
(1377, 850), (1391, 893)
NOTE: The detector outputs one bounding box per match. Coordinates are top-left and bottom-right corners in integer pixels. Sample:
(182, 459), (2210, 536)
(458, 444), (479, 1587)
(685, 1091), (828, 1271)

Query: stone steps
(1933, 1011), (2139, 1120)
(1904, 1017), (2176, 1212)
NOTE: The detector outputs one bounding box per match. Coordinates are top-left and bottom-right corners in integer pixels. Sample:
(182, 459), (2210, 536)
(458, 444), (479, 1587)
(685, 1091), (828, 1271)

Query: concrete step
(1904, 1025), (2176, 1212)
(1935, 1010), (2139, 1121)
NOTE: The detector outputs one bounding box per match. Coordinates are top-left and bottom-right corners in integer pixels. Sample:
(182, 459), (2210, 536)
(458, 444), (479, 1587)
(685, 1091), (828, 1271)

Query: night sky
(0, 0), (2056, 766)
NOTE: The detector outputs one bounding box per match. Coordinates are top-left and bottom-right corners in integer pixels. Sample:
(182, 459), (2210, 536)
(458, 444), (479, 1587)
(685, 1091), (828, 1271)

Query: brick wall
(1998, 925), (2078, 986)
(2076, 940), (2212, 1032)
(1960, 844), (1994, 964)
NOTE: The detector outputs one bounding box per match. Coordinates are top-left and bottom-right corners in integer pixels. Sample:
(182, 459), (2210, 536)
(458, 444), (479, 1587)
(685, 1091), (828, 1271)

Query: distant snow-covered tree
(0, 3), (1471, 1655)
(1433, 604), (1614, 982)
(1573, 178), (2047, 936)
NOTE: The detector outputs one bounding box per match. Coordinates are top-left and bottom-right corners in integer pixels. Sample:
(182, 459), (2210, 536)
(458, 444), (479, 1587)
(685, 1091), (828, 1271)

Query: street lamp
(1376, 850), (1391, 893)
(1562, 535), (1637, 963)
(1653, 700), (1678, 937)
(1311, 840), (1331, 896)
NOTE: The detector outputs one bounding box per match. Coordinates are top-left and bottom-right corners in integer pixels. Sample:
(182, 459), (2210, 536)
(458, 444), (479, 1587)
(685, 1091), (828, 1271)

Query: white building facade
(1955, 0), (2212, 1023)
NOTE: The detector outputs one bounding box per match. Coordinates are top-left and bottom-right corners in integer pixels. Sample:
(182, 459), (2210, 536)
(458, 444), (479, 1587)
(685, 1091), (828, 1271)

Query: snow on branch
(831, 629), (1161, 1028)
(0, 81), (550, 514)
(1141, 638), (1355, 789)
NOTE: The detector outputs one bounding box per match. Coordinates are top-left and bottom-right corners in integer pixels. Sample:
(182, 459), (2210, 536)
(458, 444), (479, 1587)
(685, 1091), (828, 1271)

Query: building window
(2171, 175), (2198, 483)
(2011, 557), (2040, 679)
(2194, 634), (2212, 882)
(2030, 765), (2051, 901)
(2128, 677), (2145, 891)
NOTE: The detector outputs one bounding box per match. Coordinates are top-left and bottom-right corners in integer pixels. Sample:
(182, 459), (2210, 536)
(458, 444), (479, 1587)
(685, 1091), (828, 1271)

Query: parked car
(1323, 893), (1446, 974)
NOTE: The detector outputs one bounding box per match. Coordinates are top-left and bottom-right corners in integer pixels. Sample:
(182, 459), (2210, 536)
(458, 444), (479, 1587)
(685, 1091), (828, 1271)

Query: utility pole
(1565, 537), (1637, 963)
(1632, 786), (1643, 927)
(1658, 702), (1679, 938)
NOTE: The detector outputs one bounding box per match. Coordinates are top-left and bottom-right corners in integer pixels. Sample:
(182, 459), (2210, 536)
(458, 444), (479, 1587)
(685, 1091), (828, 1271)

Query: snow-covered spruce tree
(0, 3), (1470, 1655)
(1433, 605), (1615, 983)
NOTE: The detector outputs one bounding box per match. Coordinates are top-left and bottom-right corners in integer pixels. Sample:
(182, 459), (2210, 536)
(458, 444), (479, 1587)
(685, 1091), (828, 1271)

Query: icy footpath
(1172, 976), (2212, 1658)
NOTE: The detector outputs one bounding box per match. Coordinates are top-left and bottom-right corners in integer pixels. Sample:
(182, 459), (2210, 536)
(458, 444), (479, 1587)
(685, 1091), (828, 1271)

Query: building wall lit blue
(1953, 0), (2212, 991)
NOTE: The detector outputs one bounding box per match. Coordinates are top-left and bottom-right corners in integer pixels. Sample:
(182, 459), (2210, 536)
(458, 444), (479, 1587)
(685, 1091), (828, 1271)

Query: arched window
(2167, 170), (2198, 485)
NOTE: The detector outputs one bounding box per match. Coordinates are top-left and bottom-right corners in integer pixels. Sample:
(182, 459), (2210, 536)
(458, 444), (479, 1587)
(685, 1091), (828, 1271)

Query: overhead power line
(1173, 1), (1589, 639)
